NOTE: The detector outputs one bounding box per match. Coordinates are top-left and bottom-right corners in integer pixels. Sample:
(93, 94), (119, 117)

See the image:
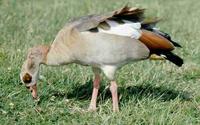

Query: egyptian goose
(20, 6), (183, 112)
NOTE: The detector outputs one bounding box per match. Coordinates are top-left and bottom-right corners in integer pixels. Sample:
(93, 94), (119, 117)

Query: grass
(0, 0), (200, 124)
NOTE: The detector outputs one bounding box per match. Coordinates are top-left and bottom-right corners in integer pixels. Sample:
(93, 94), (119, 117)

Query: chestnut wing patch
(139, 29), (175, 51)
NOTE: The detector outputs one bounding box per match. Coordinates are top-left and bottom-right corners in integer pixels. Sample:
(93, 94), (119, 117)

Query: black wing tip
(170, 41), (182, 48)
(175, 58), (184, 67)
(164, 52), (184, 67)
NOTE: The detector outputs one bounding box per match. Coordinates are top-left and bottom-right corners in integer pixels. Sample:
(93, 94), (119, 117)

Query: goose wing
(65, 6), (183, 66)
(67, 6), (145, 32)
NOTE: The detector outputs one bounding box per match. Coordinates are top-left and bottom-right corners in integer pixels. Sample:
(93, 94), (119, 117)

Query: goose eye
(22, 73), (32, 84)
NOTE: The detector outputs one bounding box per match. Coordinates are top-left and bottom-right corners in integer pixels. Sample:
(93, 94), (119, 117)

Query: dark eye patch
(22, 73), (32, 84)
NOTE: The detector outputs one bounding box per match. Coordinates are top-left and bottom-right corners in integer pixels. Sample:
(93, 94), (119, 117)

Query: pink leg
(110, 81), (119, 112)
(88, 74), (100, 111)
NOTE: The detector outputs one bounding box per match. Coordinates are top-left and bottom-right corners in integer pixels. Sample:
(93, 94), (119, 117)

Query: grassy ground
(0, 0), (200, 124)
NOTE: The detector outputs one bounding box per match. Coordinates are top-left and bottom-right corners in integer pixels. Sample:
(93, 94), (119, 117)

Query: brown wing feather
(139, 30), (175, 51)
(68, 6), (144, 32)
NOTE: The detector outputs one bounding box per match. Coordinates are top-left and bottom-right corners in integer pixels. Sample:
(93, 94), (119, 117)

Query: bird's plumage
(50, 5), (183, 68)
(67, 6), (144, 31)
(20, 6), (184, 111)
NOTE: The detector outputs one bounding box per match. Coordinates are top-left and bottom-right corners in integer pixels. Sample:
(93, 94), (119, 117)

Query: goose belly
(76, 32), (150, 67)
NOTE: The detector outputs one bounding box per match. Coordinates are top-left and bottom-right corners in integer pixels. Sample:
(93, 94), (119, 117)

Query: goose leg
(101, 65), (119, 112)
(88, 67), (101, 111)
(110, 81), (119, 112)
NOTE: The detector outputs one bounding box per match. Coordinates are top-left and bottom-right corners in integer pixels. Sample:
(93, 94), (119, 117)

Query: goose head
(20, 45), (49, 99)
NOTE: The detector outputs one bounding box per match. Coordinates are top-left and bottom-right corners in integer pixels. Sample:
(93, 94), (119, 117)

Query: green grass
(0, 0), (200, 124)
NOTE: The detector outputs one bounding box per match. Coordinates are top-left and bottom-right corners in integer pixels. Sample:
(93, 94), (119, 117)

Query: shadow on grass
(40, 79), (192, 103)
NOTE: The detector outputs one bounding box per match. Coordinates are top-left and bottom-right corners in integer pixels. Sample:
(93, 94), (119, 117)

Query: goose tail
(138, 29), (183, 67)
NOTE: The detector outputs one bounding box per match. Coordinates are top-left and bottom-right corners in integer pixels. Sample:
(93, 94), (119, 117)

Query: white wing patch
(98, 20), (142, 39)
